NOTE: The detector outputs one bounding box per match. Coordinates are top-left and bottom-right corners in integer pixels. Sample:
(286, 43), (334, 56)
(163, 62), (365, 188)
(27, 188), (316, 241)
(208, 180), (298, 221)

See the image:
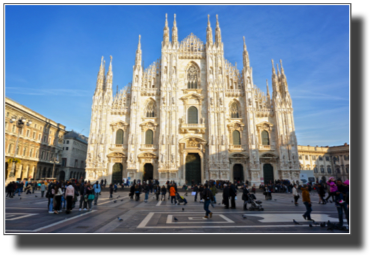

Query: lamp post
(9, 116), (32, 179)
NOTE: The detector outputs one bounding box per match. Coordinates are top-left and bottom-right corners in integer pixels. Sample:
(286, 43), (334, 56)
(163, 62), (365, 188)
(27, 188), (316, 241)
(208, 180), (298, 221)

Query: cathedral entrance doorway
(112, 163), (123, 184)
(185, 153), (201, 185)
(263, 164), (274, 185)
(233, 164), (244, 183)
(143, 163), (153, 181)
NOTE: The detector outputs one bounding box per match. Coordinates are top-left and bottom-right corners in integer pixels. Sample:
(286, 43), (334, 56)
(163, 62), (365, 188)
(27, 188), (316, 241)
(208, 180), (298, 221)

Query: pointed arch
(185, 62), (201, 89)
(230, 100), (241, 118)
(145, 98), (156, 117)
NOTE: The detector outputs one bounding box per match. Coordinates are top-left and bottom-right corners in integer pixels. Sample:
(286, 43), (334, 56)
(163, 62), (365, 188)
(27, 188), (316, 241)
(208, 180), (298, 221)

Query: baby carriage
(247, 193), (264, 211)
(176, 193), (188, 205)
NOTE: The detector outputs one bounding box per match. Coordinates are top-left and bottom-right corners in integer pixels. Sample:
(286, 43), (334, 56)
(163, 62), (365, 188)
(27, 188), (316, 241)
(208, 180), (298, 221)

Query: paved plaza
(5, 190), (349, 233)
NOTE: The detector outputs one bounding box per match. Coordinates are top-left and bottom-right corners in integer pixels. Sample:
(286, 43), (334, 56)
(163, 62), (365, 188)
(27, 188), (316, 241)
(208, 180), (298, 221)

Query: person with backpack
(198, 184), (204, 203)
(161, 185), (167, 201)
(93, 181), (101, 205)
(86, 184), (95, 211)
(202, 184), (213, 219)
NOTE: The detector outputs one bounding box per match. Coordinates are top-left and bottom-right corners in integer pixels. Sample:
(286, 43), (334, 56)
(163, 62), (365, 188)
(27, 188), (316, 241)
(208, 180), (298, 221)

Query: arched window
(145, 130), (153, 145)
(187, 65), (199, 89)
(261, 130), (270, 145)
(188, 106), (198, 124)
(146, 101), (155, 117)
(230, 102), (239, 118)
(233, 130), (241, 145)
(116, 129), (124, 144)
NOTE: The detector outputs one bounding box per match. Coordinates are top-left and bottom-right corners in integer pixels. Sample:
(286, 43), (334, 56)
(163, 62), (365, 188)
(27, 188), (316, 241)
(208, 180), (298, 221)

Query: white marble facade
(85, 14), (301, 186)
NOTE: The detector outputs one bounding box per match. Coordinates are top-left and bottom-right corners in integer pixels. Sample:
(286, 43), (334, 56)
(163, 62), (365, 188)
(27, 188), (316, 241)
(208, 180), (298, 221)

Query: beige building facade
(298, 143), (349, 182)
(86, 14), (304, 185)
(5, 97), (66, 184)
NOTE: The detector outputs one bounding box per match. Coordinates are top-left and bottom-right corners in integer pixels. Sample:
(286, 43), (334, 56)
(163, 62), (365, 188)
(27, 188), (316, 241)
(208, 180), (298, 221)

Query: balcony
(179, 123), (206, 134)
(140, 144), (157, 151)
(259, 145), (275, 151)
(109, 144), (127, 152)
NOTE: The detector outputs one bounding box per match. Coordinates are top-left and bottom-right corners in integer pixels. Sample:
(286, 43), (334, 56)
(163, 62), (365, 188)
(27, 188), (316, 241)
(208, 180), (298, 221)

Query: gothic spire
(277, 63), (281, 77)
(105, 55), (113, 92)
(172, 13), (178, 45)
(215, 14), (222, 45)
(271, 59), (276, 76)
(95, 56), (105, 94)
(243, 36), (250, 68)
(163, 13), (170, 46)
(280, 59), (285, 75)
(206, 14), (213, 45)
(135, 35), (142, 66)
(266, 79), (270, 98)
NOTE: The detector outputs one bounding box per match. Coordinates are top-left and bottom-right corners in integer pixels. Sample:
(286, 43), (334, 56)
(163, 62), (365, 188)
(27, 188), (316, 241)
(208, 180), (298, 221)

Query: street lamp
(9, 116), (32, 179)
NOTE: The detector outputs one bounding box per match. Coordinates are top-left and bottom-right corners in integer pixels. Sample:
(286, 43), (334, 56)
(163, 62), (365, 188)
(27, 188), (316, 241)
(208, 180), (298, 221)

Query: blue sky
(5, 5), (349, 146)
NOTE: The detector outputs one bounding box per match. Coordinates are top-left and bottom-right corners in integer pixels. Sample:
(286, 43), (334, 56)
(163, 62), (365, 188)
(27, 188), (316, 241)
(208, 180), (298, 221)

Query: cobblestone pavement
(5, 190), (349, 233)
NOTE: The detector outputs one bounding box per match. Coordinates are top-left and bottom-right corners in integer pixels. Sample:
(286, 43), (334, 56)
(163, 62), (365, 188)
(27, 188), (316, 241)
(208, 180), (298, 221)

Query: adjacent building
(60, 130), (88, 180)
(86, 14), (302, 185)
(298, 143), (350, 182)
(5, 97), (66, 183)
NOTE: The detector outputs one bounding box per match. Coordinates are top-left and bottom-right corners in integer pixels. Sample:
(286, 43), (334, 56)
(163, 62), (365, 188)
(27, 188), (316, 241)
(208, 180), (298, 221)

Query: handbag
(88, 194), (95, 200)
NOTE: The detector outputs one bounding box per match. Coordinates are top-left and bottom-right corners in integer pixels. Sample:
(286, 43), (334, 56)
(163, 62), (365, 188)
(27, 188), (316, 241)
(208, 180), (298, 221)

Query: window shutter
(116, 129), (124, 144)
(188, 106), (198, 124)
(262, 130), (270, 145)
(146, 130), (153, 144)
(233, 130), (241, 145)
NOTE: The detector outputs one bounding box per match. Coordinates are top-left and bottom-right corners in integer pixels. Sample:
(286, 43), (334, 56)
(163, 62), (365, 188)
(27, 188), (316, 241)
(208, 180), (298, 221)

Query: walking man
(93, 181), (101, 205)
(40, 182), (46, 198)
(65, 182), (75, 214)
(301, 184), (313, 221)
(223, 183), (230, 209)
(229, 182), (237, 209)
(203, 184), (213, 219)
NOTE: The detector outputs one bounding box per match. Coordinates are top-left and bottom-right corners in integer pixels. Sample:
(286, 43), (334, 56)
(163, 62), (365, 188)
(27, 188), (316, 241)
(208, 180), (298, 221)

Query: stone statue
(161, 134), (165, 144)
(248, 98), (252, 106)
(172, 97), (175, 105)
(219, 97), (223, 105)
(171, 135), (175, 145)
(210, 97), (213, 105)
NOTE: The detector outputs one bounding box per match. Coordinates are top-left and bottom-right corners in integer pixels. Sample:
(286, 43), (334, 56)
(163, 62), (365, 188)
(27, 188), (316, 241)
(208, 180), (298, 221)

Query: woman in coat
(161, 185), (167, 201)
(129, 184), (135, 199)
(222, 184), (230, 209)
(86, 184), (95, 211)
(53, 185), (63, 214)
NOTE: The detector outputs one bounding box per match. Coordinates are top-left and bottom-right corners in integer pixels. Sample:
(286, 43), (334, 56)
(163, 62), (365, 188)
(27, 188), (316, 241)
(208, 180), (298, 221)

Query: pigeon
(174, 217), (178, 222)
(117, 217), (123, 222)
(242, 215), (247, 219)
(293, 219), (300, 225)
(182, 208), (184, 211)
(114, 200), (117, 203)
(309, 224), (313, 228)
(35, 195), (38, 197)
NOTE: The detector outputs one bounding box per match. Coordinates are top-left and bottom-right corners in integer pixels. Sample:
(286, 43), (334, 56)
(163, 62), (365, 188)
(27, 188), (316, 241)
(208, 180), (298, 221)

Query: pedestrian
(65, 182), (75, 213)
(161, 185), (167, 201)
(100, 179), (104, 188)
(222, 183), (230, 209)
(170, 184), (177, 204)
(104, 179), (107, 188)
(114, 183), (118, 193)
(325, 177), (337, 202)
(109, 183), (114, 199)
(93, 181), (101, 205)
(6, 182), (14, 198)
(79, 182), (88, 211)
(317, 183), (326, 204)
(144, 183), (149, 203)
(202, 184), (213, 219)
(193, 184), (199, 202)
(199, 184), (204, 203)
(293, 184), (300, 206)
(61, 184), (66, 210)
(229, 182), (237, 209)
(129, 184), (135, 199)
(47, 183), (55, 214)
(155, 185), (161, 201)
(86, 184), (95, 211)
(335, 178), (349, 229)
(210, 183), (217, 207)
(301, 184), (313, 221)
(242, 184), (249, 210)
(167, 183), (171, 200)
(252, 183), (256, 194)
(53, 185), (63, 214)
(183, 183), (188, 196)
(135, 184), (140, 201)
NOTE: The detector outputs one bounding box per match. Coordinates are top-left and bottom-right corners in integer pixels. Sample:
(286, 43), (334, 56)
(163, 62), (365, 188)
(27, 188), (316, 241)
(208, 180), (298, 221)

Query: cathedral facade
(85, 14), (301, 186)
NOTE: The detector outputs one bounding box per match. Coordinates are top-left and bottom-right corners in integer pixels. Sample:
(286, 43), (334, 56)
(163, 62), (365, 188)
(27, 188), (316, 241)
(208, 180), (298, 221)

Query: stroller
(247, 193), (264, 211)
(176, 192), (188, 205)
